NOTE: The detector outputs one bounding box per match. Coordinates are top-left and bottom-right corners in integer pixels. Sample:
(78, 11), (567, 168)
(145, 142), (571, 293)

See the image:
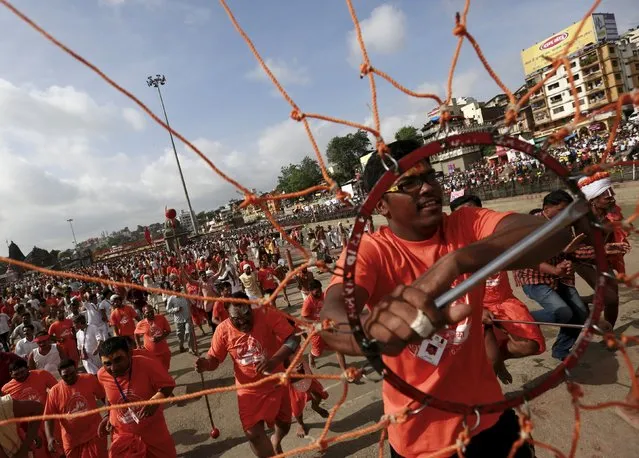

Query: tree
(276, 156), (323, 193)
(394, 126), (423, 144)
(326, 130), (371, 184)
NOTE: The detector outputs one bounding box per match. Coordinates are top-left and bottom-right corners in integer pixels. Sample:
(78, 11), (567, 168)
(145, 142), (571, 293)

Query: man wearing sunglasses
(319, 140), (575, 458)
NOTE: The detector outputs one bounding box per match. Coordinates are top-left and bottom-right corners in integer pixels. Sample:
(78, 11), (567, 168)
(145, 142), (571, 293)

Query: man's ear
(376, 196), (391, 218)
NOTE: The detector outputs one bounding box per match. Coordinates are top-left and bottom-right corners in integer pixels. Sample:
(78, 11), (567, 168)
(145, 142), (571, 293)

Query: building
(522, 13), (639, 141)
(179, 209), (196, 235)
(622, 26), (639, 46)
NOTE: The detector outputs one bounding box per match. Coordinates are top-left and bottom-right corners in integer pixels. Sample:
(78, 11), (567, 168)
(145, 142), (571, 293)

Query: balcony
(588, 91), (607, 108)
(585, 79), (604, 94)
(579, 54), (598, 68)
(583, 67), (602, 82)
(530, 90), (544, 101)
(534, 112), (550, 124)
(532, 101), (547, 112)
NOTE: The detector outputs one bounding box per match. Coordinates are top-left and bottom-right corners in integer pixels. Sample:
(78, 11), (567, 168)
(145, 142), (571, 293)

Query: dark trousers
(389, 409), (534, 458)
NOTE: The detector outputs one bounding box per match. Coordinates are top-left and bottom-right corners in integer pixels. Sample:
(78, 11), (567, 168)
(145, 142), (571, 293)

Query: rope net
(0, 0), (638, 456)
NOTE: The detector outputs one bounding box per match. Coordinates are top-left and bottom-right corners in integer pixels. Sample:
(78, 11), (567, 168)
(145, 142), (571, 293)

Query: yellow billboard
(521, 17), (598, 76)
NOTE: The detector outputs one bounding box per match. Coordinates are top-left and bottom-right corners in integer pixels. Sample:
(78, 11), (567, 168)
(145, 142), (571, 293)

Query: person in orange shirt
(48, 309), (79, 364)
(44, 359), (108, 458)
(257, 259), (279, 296)
(450, 195), (545, 384)
(97, 337), (176, 458)
(195, 292), (300, 457)
(134, 305), (172, 371)
(211, 282), (231, 326)
(109, 295), (138, 345)
(287, 360), (329, 438)
(301, 280), (347, 372)
(2, 359), (59, 458)
(318, 140), (573, 458)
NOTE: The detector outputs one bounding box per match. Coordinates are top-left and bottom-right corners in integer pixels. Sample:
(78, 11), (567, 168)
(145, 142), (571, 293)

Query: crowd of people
(0, 135), (636, 457)
(440, 120), (639, 196)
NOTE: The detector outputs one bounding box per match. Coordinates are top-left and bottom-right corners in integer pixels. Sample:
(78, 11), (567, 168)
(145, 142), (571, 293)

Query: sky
(1, 0), (638, 253)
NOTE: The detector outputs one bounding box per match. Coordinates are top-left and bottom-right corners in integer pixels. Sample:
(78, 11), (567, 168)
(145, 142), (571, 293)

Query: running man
(134, 305), (172, 371)
(44, 359), (108, 458)
(97, 336), (177, 458)
(195, 292), (299, 457)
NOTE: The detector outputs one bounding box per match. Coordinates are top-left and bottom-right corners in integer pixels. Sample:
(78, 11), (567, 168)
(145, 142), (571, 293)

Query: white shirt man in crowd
(74, 315), (107, 375)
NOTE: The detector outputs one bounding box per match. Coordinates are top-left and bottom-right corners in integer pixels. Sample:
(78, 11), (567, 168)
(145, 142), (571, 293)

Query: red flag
(144, 227), (152, 246)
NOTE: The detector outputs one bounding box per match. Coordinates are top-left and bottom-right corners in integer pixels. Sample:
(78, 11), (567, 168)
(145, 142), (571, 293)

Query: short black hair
(99, 336), (131, 357)
(231, 291), (249, 300)
(9, 358), (28, 372)
(58, 359), (76, 371)
(362, 140), (424, 193)
(449, 194), (482, 212)
(218, 281), (231, 290)
(309, 279), (322, 290)
(73, 314), (86, 325)
(543, 190), (573, 208)
(23, 324), (34, 331)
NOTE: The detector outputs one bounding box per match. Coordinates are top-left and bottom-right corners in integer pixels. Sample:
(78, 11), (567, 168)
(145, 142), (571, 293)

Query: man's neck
(387, 222), (439, 242)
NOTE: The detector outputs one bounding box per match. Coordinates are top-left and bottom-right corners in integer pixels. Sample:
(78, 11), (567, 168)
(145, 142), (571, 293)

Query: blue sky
(1, 0), (638, 251)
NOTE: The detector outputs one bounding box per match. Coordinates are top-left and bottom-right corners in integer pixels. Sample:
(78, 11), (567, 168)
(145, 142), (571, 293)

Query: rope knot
(335, 189), (351, 205)
(342, 367), (363, 383)
(322, 318), (336, 331)
(290, 108), (305, 122)
(317, 439), (328, 452)
(376, 140), (389, 156)
(453, 13), (467, 37)
(240, 193), (260, 208)
(504, 105), (518, 125)
(359, 62), (372, 78)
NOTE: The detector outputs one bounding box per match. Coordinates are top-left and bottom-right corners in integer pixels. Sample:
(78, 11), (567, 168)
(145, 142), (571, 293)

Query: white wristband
(409, 309), (435, 339)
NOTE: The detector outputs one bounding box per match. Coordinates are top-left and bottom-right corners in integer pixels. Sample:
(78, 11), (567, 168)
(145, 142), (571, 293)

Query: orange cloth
(186, 283), (207, 327)
(110, 306), (138, 337)
(257, 267), (278, 291)
(237, 384), (292, 431)
(212, 301), (229, 323)
(605, 206), (630, 273)
(2, 370), (59, 458)
(289, 379), (328, 418)
(207, 307), (294, 430)
(301, 293), (323, 321)
(309, 334), (325, 358)
(97, 355), (176, 458)
(135, 316), (172, 371)
(484, 272), (545, 354)
(329, 207), (509, 457)
(44, 374), (106, 455)
(48, 320), (79, 362)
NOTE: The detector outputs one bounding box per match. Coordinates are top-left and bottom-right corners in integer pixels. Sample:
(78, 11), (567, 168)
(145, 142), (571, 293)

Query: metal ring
(406, 401), (430, 417)
(381, 153), (400, 174)
(462, 408), (481, 432)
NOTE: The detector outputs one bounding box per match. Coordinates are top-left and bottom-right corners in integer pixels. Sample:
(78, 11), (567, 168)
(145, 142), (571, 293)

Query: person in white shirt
(14, 324), (38, 359)
(83, 292), (110, 336)
(0, 312), (10, 351)
(98, 290), (112, 331)
(73, 315), (106, 375)
(239, 264), (262, 300)
(10, 314), (44, 345)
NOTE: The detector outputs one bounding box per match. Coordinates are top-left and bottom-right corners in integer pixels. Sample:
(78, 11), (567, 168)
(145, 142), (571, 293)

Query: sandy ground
(161, 181), (639, 458)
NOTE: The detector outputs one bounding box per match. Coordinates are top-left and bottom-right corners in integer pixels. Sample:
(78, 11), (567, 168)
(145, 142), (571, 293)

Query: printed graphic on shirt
(65, 392), (89, 414)
(13, 386), (42, 403)
(234, 334), (266, 366)
(115, 392), (144, 425)
(485, 274), (500, 288)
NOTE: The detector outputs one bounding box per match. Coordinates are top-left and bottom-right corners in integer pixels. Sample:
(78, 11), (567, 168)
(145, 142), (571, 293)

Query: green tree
(394, 125), (423, 144)
(276, 156), (323, 193)
(326, 130), (371, 184)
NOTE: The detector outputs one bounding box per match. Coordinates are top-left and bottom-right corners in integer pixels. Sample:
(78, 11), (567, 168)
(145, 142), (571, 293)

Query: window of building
(577, 86), (583, 93)
(573, 73), (580, 80)
(615, 72), (621, 81)
(550, 94), (563, 103)
(548, 82), (560, 90)
(570, 61), (577, 68)
(611, 59), (618, 67)
(608, 45), (615, 54)
(552, 106), (565, 114)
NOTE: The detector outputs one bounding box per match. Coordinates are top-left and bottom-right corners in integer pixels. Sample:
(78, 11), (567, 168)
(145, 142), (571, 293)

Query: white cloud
(348, 4), (407, 65)
(246, 58), (311, 86)
(122, 107), (146, 131)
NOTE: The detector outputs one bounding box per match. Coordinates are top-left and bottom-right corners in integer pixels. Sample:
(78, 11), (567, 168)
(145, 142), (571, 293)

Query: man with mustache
(320, 140), (574, 458)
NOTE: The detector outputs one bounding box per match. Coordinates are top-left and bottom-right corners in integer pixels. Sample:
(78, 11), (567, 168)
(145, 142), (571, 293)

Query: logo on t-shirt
(66, 392), (89, 414)
(235, 335), (266, 366)
(16, 386), (43, 403)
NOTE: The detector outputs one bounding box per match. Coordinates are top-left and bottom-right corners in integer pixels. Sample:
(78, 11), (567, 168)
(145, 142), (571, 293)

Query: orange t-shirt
(208, 307), (294, 394)
(483, 271), (514, 305)
(135, 315), (171, 355)
(44, 374), (106, 450)
(212, 301), (229, 323)
(97, 355), (175, 435)
(48, 320), (79, 361)
(328, 207), (509, 457)
(301, 293), (324, 321)
(110, 306), (138, 337)
(2, 369), (57, 403)
(257, 267), (278, 291)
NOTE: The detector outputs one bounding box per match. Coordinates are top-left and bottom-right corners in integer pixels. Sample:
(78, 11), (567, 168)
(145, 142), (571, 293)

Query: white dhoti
(82, 354), (102, 374)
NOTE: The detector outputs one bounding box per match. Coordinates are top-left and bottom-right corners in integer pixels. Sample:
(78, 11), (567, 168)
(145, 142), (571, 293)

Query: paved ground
(161, 183), (639, 458)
